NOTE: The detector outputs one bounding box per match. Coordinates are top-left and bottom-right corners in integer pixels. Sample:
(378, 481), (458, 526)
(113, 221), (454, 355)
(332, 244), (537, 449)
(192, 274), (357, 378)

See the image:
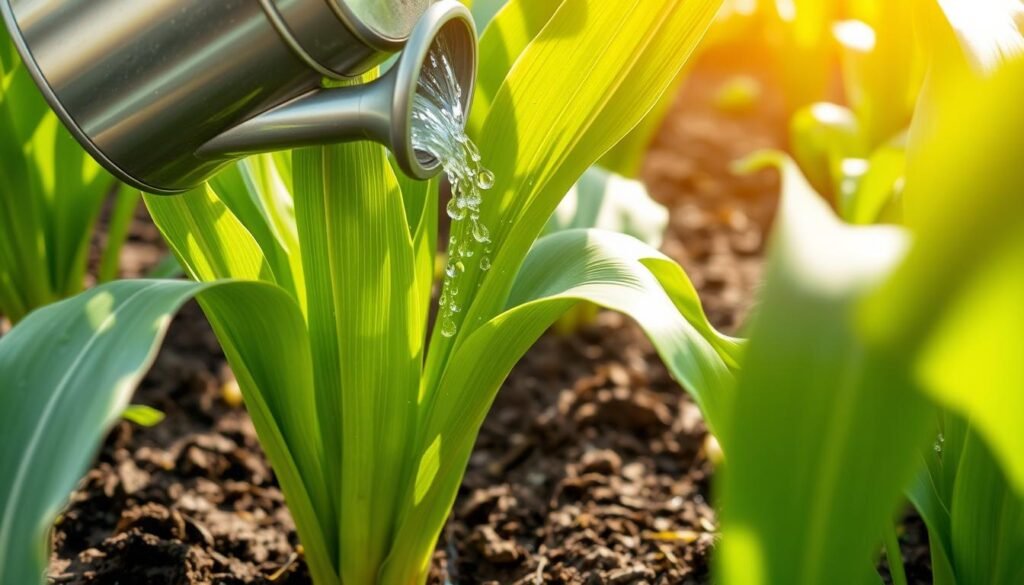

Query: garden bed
(45, 48), (929, 585)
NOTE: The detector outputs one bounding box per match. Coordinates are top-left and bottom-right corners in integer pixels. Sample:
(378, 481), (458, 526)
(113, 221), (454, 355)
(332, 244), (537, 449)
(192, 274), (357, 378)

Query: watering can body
(0, 0), (474, 194)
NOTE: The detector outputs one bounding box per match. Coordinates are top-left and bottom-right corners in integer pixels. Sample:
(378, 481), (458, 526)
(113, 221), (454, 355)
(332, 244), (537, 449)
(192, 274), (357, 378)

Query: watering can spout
(199, 1), (476, 181)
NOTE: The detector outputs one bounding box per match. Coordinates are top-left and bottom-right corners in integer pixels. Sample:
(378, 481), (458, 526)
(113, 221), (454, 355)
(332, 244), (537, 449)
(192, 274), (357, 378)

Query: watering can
(0, 0), (476, 194)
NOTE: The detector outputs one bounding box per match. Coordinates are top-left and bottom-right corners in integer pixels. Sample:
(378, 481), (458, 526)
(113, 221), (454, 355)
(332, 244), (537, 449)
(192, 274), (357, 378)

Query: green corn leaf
(789, 104), (907, 226)
(144, 186), (273, 283)
(907, 454), (954, 580)
(0, 280), (337, 585)
(430, 0), (723, 394)
(913, 414), (1024, 585)
(293, 141), (421, 584)
(467, 0), (562, 135)
(844, 137), (906, 225)
(904, 0), (1024, 225)
(948, 431), (1024, 584)
(598, 64), (692, 178)
(790, 102), (862, 201)
(716, 153), (931, 585)
(862, 54), (1024, 494)
(98, 185), (142, 283)
(381, 228), (737, 583)
(121, 404), (166, 427)
(211, 155), (305, 304)
(196, 283), (335, 583)
(833, 3), (921, 149)
(863, 49), (1024, 584)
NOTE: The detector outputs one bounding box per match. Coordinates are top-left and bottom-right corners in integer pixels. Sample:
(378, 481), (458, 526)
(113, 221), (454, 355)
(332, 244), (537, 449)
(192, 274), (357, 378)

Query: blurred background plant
(717, 2), (1024, 584)
(0, 32), (137, 325)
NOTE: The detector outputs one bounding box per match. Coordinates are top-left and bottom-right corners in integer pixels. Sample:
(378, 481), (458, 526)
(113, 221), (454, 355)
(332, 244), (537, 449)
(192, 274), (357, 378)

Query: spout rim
(389, 0), (477, 181)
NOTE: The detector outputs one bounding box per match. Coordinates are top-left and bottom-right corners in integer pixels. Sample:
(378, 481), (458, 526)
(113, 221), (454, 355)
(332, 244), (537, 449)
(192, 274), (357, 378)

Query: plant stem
(884, 520), (909, 585)
(98, 185), (140, 283)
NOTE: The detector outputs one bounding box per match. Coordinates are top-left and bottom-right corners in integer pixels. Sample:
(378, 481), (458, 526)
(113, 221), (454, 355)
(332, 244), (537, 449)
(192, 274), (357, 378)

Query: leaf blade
(384, 228), (733, 583)
(717, 155), (931, 585)
(0, 279), (337, 585)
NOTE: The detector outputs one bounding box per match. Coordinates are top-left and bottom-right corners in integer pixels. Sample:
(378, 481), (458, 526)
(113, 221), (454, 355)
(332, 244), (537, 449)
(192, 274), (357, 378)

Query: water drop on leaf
(477, 170), (495, 190)
(440, 317), (457, 338)
(446, 197), (466, 220)
(472, 220), (491, 243)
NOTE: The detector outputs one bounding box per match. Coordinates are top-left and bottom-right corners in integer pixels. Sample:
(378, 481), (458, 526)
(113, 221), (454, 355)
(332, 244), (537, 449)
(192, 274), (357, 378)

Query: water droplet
(477, 170), (495, 190)
(412, 38), (497, 321)
(472, 220), (491, 243)
(480, 256), (492, 271)
(447, 197), (466, 220)
(440, 317), (457, 338)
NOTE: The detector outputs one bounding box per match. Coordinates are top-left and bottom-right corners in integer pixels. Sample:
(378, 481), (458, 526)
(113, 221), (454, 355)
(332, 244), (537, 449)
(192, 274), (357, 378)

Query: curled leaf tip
(730, 150), (789, 176)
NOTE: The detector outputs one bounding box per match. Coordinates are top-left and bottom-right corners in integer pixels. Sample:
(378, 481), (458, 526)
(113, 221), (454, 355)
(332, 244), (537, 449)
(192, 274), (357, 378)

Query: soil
(40, 47), (932, 585)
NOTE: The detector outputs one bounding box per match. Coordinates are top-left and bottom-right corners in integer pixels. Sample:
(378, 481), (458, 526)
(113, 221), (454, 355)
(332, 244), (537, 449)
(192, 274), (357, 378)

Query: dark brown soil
(42, 47), (932, 585)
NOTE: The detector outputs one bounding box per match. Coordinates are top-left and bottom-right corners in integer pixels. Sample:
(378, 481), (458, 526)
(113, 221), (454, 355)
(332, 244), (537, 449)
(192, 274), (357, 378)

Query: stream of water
(411, 38), (494, 338)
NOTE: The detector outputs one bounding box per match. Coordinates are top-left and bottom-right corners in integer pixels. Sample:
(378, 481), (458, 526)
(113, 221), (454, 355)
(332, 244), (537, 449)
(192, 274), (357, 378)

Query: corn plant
(864, 6), (1024, 580)
(714, 153), (928, 584)
(786, 1), (921, 223)
(0, 32), (136, 324)
(789, 103), (907, 224)
(717, 3), (1024, 583)
(0, 1), (737, 583)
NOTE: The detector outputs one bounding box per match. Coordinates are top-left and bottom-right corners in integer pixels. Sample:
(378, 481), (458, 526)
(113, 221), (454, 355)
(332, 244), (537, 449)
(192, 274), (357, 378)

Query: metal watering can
(0, 0), (476, 194)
